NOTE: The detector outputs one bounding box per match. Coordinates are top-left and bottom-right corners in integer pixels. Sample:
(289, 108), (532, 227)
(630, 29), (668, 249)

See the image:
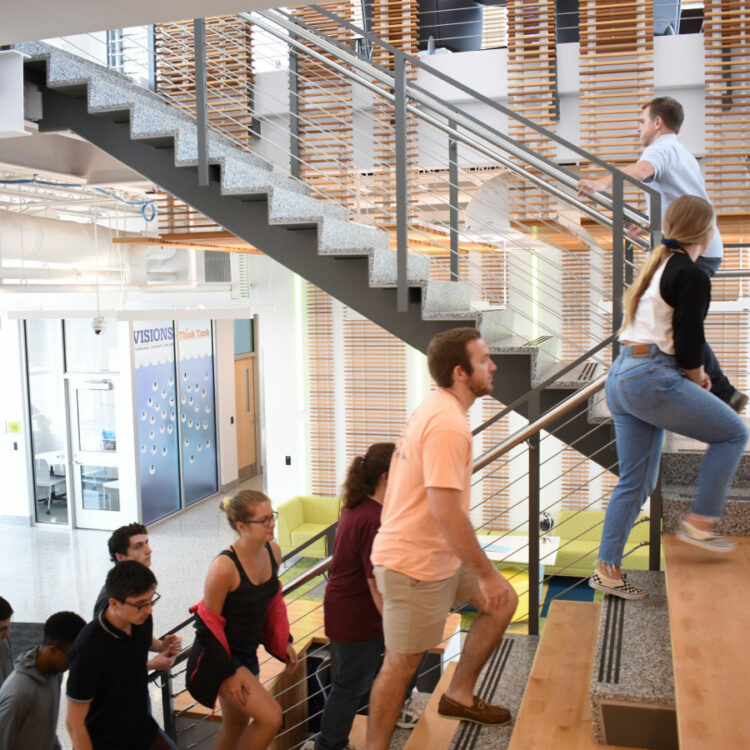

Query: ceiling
(1, 0), (302, 46)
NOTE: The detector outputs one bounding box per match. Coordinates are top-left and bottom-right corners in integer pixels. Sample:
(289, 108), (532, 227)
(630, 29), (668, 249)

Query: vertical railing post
(648, 190), (662, 252)
(394, 51), (409, 313)
(527, 392), (541, 636)
(289, 46), (300, 179)
(147, 25), (156, 92)
(625, 240), (634, 286)
(448, 118), (459, 281)
(161, 671), (176, 741)
(611, 172), (625, 359)
(649, 468), (663, 570)
(193, 18), (209, 187)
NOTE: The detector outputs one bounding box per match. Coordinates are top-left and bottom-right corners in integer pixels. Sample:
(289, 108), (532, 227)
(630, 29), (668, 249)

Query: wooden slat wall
(703, 0), (750, 214)
(291, 3), (355, 208)
(506, 0), (558, 220)
(482, 6), (509, 49)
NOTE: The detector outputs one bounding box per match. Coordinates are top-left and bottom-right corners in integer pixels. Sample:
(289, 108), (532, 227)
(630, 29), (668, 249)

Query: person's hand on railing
(284, 643), (299, 675)
(576, 177), (609, 197)
(161, 633), (183, 657)
(221, 670), (253, 707)
(148, 651), (178, 672)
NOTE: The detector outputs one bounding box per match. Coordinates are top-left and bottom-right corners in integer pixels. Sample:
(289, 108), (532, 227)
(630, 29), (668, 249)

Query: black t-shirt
(67, 610), (158, 749)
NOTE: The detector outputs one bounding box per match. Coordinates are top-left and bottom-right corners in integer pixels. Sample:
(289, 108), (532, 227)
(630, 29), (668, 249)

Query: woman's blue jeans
(314, 637), (385, 750)
(598, 345), (748, 566)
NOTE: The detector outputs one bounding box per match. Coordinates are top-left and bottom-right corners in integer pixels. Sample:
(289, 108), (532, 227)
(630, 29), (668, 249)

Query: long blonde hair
(621, 195), (714, 329)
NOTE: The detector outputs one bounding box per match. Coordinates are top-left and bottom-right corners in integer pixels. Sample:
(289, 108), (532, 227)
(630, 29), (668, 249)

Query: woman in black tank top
(202, 490), (299, 750)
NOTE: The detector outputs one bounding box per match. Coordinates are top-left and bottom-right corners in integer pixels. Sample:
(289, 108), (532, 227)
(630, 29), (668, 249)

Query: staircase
(17, 38), (632, 471)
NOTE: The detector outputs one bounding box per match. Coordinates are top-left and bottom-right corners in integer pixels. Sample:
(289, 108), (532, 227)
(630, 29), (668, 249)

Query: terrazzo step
(661, 447), (750, 492)
(661, 492), (750, 535)
(448, 633), (538, 750)
(509, 601), (631, 750)
(590, 570), (678, 749)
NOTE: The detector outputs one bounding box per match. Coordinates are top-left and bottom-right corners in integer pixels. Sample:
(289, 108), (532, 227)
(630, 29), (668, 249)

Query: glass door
(68, 376), (126, 530)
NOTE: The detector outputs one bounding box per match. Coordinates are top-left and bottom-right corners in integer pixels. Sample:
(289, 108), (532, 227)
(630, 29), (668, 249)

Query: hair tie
(661, 237), (682, 250)
(360, 455), (366, 462)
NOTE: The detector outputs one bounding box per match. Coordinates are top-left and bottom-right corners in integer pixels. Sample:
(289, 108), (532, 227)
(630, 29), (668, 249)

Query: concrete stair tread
(534, 357), (601, 389)
(590, 570), (677, 748)
(508, 601), (631, 750)
(663, 534), (750, 749)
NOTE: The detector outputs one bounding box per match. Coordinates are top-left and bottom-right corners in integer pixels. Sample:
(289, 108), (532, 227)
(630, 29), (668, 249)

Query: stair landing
(663, 534), (750, 750)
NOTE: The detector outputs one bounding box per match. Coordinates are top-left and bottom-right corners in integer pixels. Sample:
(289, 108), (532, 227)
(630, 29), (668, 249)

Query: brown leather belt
(623, 343), (650, 358)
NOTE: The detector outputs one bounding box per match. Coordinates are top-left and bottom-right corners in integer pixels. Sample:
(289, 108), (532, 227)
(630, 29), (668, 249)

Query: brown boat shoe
(437, 693), (512, 726)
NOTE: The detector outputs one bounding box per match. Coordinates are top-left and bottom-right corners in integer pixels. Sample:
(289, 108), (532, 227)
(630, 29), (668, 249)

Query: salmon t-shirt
(371, 388), (472, 581)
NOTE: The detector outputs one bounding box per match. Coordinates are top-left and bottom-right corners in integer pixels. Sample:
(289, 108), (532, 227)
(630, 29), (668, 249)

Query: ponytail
(342, 442), (395, 510)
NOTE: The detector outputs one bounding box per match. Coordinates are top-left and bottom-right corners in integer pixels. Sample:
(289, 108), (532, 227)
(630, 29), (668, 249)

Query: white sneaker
(676, 519), (736, 552)
(395, 698), (421, 729)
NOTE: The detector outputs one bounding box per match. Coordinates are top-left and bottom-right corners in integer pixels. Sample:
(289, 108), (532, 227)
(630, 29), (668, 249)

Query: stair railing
(35, 13), (663, 369)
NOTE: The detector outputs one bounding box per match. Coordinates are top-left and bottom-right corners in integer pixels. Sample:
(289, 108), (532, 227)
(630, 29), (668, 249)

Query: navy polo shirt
(67, 610), (158, 749)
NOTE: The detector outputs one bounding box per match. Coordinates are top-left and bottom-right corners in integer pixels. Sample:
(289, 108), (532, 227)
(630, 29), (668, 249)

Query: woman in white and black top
(590, 195), (748, 600)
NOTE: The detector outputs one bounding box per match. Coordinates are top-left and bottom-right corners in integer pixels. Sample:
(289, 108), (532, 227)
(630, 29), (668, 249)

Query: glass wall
(26, 320), (68, 524)
(65, 318), (119, 372)
(133, 321), (181, 525)
(177, 321), (218, 506)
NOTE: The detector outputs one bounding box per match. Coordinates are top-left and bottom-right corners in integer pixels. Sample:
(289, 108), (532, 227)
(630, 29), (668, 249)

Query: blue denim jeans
(598, 345), (748, 566)
(315, 637), (385, 750)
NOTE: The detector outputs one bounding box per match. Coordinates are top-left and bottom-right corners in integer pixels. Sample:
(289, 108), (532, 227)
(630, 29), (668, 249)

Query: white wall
(0, 318), (32, 523)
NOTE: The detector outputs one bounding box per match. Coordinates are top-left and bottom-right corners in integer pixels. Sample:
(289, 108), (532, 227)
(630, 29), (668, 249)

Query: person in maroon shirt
(304, 443), (417, 750)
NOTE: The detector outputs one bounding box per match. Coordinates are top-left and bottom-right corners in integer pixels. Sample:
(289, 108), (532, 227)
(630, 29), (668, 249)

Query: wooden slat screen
(703, 0), (750, 213)
(480, 397), (511, 532)
(306, 284), (338, 494)
(154, 16), (254, 235)
(368, 0), (420, 227)
(506, 0), (558, 220)
(291, 3), (356, 208)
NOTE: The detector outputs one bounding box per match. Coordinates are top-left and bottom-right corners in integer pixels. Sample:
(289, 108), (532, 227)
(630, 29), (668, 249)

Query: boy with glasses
(66, 561), (179, 750)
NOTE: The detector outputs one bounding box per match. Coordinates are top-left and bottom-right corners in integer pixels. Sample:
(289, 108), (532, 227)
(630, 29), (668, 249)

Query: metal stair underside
(19, 42), (616, 471)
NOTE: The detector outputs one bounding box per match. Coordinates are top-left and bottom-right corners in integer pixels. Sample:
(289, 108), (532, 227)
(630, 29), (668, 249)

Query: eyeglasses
(120, 592), (161, 611)
(242, 511), (278, 528)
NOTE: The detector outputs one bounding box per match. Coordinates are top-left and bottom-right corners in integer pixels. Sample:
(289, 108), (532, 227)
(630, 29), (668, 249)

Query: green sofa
(546, 509), (662, 578)
(276, 495), (341, 558)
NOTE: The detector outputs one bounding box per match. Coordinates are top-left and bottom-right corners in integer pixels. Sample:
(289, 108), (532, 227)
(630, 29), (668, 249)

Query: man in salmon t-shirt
(366, 327), (518, 750)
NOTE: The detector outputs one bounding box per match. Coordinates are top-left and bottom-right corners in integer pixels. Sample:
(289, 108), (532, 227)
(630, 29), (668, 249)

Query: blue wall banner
(176, 321), (218, 506)
(133, 321), (181, 524)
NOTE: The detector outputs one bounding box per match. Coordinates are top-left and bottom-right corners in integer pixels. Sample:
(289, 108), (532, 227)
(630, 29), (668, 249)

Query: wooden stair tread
(663, 534), (750, 750)
(508, 601), (630, 750)
(402, 661), (459, 750)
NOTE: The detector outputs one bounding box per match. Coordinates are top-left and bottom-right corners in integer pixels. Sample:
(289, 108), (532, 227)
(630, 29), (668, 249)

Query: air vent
(204, 251), (230, 282)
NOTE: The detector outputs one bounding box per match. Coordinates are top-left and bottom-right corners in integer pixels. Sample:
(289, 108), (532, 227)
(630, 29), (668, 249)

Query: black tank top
(219, 542), (279, 659)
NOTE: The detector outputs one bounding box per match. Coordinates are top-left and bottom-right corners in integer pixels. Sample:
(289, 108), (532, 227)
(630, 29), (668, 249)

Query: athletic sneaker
(437, 694), (511, 726)
(395, 697), (420, 729)
(676, 518), (736, 552)
(588, 570), (647, 600)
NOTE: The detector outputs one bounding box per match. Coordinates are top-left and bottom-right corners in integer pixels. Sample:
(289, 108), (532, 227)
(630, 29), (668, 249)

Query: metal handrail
(473, 374), (607, 474)
(252, 7), (654, 238)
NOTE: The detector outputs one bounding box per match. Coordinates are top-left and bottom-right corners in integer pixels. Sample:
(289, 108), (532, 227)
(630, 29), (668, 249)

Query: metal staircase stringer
(33, 79), (618, 473)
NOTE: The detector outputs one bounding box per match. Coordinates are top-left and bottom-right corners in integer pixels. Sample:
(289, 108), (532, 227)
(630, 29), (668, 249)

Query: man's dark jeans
(696, 255), (736, 404)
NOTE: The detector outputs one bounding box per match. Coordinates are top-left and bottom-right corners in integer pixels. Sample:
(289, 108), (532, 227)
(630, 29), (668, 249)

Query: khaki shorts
(373, 565), (479, 654)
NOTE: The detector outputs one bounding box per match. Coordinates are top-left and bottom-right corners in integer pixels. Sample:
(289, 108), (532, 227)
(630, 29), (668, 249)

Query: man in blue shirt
(578, 96), (746, 412)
